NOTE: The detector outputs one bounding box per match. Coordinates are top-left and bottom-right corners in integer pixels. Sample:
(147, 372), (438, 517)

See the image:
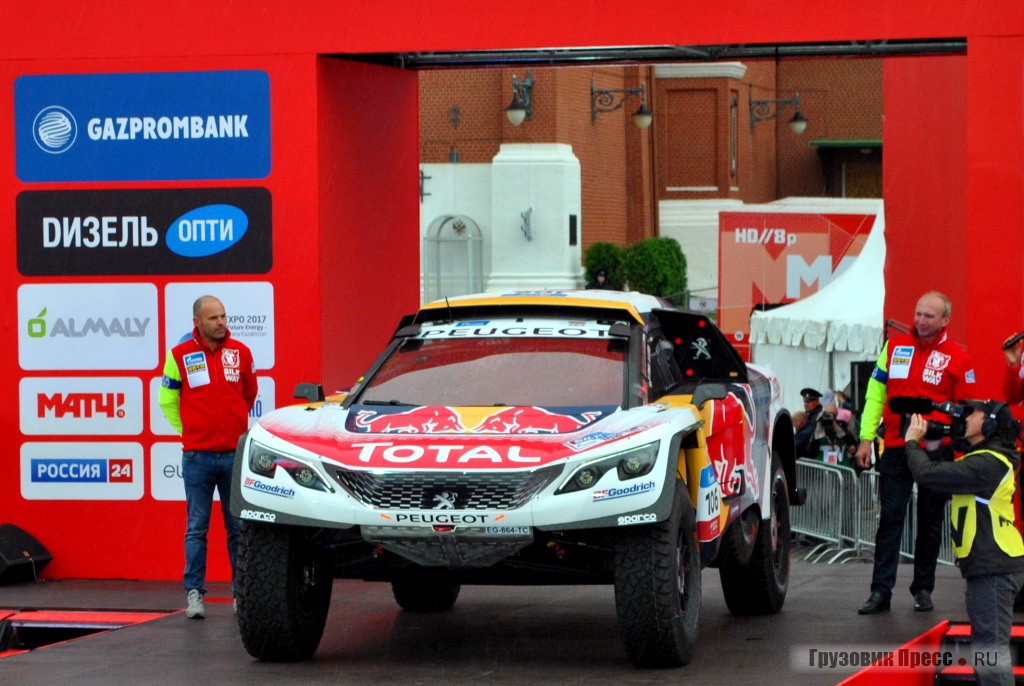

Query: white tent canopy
(749, 203), (886, 413)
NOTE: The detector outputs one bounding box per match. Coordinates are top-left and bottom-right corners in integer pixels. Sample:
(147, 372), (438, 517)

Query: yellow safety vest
(950, 449), (1024, 559)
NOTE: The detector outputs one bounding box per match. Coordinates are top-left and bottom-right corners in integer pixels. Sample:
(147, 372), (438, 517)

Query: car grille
(332, 466), (563, 510)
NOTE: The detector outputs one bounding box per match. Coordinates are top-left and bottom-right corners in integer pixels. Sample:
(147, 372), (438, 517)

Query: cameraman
(855, 291), (978, 615)
(905, 403), (1024, 686)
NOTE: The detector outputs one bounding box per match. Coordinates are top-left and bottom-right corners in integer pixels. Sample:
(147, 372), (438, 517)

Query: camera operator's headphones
(981, 401), (1009, 439)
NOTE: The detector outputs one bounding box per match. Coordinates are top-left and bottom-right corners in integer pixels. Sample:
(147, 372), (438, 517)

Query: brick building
(419, 58), (882, 253)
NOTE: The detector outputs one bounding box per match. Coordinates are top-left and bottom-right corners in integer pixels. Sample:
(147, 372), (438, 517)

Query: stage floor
(0, 548), (983, 685)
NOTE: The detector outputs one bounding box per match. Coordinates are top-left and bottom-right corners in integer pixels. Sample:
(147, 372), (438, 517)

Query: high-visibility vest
(950, 449), (1024, 559)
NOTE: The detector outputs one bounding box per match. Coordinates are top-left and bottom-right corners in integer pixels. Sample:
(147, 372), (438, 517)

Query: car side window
(648, 333), (682, 399)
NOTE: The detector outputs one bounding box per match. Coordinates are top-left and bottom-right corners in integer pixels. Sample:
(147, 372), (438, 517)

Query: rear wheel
(613, 480), (701, 668)
(236, 522), (333, 661)
(391, 568), (461, 612)
(719, 453), (791, 615)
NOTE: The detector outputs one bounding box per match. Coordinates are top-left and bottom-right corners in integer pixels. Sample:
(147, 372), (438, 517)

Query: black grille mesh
(332, 466), (562, 510)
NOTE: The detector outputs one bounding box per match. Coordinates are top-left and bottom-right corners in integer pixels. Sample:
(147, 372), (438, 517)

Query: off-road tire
(236, 522), (333, 661)
(613, 480), (701, 668)
(718, 452), (791, 615)
(391, 568), (461, 612)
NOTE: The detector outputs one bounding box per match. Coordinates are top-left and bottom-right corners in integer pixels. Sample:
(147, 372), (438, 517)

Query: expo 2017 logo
(32, 105), (77, 154)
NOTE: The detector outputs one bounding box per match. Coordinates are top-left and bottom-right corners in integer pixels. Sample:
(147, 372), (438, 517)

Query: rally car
(230, 290), (800, 667)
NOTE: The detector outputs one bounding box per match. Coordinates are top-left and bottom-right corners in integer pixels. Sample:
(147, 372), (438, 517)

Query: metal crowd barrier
(792, 458), (955, 565)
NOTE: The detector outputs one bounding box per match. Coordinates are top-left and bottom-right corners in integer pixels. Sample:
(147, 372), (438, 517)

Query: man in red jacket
(159, 295), (257, 619)
(854, 291), (977, 615)
(1001, 333), (1024, 404)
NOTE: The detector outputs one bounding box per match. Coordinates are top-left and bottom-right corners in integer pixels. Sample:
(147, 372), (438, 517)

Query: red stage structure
(0, 2), (1020, 581)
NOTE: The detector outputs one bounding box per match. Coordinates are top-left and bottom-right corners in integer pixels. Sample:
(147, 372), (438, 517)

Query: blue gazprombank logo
(32, 106), (78, 154)
(16, 70), (271, 182)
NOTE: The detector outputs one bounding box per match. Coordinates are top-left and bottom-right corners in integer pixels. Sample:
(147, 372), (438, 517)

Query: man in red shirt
(159, 295), (257, 619)
(1001, 333), (1024, 404)
(854, 291), (977, 614)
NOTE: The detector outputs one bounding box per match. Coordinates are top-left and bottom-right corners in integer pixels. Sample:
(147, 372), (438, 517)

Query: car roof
(416, 290), (669, 326)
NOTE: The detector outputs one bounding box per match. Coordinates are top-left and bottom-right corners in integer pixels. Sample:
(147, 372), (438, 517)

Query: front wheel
(718, 452), (791, 615)
(613, 480), (701, 668)
(236, 522), (334, 661)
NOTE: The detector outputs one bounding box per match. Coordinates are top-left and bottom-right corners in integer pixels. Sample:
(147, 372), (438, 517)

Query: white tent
(749, 207), (886, 413)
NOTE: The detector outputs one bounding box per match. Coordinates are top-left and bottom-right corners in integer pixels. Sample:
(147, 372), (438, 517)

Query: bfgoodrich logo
(33, 106), (77, 154)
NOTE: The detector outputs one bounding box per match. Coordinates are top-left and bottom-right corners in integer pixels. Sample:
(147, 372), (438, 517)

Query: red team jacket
(860, 329), (976, 449)
(158, 328), (257, 452)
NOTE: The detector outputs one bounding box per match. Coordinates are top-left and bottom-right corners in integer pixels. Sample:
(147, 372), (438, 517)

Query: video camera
(889, 396), (971, 442)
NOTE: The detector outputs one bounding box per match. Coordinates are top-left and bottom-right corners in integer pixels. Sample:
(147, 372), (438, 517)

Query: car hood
(255, 402), (696, 471)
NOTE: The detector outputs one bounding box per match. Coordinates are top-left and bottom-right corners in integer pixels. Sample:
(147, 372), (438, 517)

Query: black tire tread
(719, 453), (791, 616)
(614, 481), (701, 668)
(236, 522), (332, 661)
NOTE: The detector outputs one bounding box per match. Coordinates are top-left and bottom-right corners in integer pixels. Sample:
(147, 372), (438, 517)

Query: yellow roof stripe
(417, 294), (645, 324)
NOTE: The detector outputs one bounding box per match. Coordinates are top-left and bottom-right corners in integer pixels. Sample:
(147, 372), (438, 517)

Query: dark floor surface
(0, 547), (982, 685)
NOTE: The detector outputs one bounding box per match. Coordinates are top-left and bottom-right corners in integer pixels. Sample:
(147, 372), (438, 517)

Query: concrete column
(486, 143), (583, 292)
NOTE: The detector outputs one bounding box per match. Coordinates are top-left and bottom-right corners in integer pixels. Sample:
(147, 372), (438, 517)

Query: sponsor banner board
(164, 282), (275, 368)
(718, 212), (874, 359)
(20, 376), (144, 435)
(150, 442), (193, 501)
(15, 70), (271, 182)
(18, 283), (159, 370)
(16, 188), (272, 276)
(21, 442), (144, 500)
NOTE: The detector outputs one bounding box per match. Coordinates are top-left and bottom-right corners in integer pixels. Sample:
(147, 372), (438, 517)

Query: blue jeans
(182, 450), (240, 594)
(965, 571), (1024, 686)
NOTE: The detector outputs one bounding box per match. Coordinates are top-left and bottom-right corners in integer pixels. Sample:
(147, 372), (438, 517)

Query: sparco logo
(617, 513), (658, 526)
(240, 509), (276, 522)
(27, 308), (150, 338)
(33, 106), (77, 154)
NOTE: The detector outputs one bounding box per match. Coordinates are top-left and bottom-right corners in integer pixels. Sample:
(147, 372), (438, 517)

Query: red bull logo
(474, 407), (602, 434)
(354, 407), (467, 434)
(352, 405), (605, 435)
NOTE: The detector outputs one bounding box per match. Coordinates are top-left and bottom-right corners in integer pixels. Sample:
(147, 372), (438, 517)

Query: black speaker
(850, 361), (876, 414)
(0, 524), (52, 585)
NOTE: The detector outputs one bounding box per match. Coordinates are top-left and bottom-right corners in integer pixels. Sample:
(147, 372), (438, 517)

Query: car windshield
(359, 335), (626, 407)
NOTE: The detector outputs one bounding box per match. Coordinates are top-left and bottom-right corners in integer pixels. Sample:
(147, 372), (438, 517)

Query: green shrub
(582, 242), (626, 289)
(622, 237), (688, 304)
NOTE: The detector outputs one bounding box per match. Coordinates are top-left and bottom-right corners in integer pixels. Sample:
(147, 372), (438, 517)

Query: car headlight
(248, 441), (334, 493)
(555, 441), (660, 495)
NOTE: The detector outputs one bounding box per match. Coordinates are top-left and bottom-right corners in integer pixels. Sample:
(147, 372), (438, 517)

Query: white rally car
(230, 290), (801, 667)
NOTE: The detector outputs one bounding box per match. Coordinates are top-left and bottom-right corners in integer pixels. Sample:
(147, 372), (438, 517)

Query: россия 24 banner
(15, 70), (270, 182)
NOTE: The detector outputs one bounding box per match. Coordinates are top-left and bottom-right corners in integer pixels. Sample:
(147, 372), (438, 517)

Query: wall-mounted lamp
(505, 71), (534, 126)
(749, 89), (808, 134)
(520, 207), (533, 241)
(591, 80), (653, 129)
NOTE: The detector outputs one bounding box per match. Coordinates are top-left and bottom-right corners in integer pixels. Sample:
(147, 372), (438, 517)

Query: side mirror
(293, 382), (325, 402)
(692, 383), (728, 409)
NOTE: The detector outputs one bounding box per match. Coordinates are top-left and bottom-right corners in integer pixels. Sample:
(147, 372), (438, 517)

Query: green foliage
(583, 242), (626, 289)
(622, 237), (688, 304)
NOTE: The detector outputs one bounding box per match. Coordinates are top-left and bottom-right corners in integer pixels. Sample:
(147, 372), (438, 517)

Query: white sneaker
(186, 589), (205, 619)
